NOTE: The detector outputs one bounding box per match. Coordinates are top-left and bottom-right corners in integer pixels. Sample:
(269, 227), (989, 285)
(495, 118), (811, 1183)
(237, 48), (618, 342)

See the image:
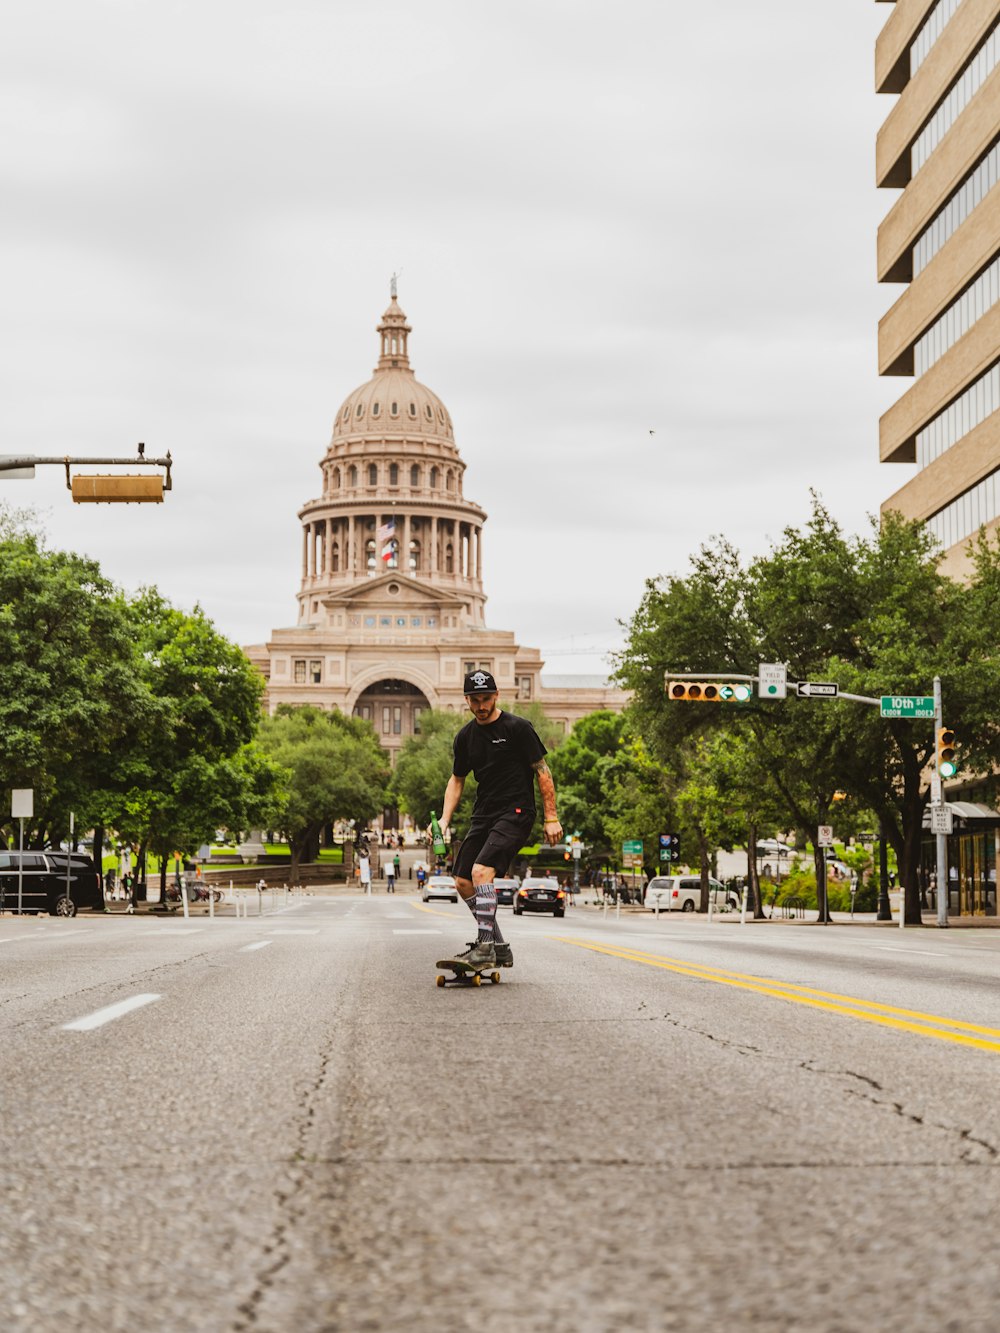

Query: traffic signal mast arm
(664, 670), (880, 706)
(0, 450), (173, 503)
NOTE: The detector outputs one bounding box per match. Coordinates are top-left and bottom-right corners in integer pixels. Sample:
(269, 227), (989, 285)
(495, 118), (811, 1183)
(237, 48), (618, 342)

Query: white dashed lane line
(62, 994), (162, 1032)
(392, 929), (442, 935)
(240, 941), (274, 952)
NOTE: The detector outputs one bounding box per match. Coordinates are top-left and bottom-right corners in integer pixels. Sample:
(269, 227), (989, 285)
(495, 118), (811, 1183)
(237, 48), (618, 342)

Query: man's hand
(542, 817), (563, 846)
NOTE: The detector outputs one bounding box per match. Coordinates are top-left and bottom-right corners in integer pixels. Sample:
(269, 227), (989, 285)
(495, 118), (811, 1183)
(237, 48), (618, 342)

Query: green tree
(548, 710), (628, 850)
(0, 526), (152, 852)
(391, 710), (473, 830)
(120, 590), (281, 895)
(259, 705), (390, 878)
(616, 498), (1000, 922)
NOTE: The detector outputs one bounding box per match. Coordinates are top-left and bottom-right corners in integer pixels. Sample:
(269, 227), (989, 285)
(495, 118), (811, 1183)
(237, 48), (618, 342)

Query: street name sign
(796, 681), (839, 699)
(758, 662), (787, 699)
(622, 838), (643, 868)
(880, 695), (935, 719)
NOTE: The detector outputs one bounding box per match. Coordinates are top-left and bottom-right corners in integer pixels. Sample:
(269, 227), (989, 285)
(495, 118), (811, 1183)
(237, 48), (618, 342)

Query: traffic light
(658, 833), (681, 863)
(937, 727), (958, 779)
(666, 682), (752, 702)
(71, 474), (164, 503)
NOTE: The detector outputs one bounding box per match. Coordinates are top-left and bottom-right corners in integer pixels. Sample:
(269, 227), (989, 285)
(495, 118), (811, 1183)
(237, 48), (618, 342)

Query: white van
(644, 875), (739, 913)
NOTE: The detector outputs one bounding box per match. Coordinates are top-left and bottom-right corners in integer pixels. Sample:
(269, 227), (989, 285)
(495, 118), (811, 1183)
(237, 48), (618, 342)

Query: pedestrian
(359, 854), (371, 895)
(393, 851), (401, 881)
(385, 859), (396, 893)
(437, 669), (563, 972)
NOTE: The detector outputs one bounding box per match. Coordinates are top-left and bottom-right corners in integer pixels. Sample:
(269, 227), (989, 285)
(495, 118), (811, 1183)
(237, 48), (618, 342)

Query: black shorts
(453, 811), (535, 880)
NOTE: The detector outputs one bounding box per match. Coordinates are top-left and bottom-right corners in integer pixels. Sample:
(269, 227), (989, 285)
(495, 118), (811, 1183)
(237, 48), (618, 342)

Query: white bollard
(615, 896), (620, 923)
(899, 888), (905, 930)
(209, 883), (214, 919)
(740, 887), (748, 925)
(708, 895), (714, 924)
(181, 883), (189, 920)
(654, 897), (660, 922)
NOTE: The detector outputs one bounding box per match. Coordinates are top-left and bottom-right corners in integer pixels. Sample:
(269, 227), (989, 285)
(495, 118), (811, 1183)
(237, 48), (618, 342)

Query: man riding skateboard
(437, 670), (563, 973)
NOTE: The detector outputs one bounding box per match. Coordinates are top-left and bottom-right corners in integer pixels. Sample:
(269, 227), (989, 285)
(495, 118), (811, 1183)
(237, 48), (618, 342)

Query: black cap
(463, 669), (498, 694)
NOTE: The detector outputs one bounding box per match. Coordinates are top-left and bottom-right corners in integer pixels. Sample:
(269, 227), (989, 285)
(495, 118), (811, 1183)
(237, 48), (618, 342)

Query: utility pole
(933, 674), (949, 929)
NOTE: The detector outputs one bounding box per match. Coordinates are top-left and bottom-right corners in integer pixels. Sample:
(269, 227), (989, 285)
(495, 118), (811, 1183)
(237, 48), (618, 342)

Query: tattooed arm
(532, 759), (563, 845)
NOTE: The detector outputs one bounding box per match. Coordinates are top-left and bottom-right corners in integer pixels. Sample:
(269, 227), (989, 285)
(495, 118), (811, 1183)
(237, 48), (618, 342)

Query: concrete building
(244, 287), (627, 758)
(877, 0), (1000, 575)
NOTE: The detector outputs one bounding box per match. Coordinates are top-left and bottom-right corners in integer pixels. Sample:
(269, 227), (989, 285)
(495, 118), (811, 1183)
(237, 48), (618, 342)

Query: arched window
(342, 404), (350, 422)
(410, 464), (419, 487)
(389, 462), (399, 486)
(446, 470), (455, 493)
(366, 538), (376, 572)
(384, 539), (399, 570)
(332, 467), (341, 490)
(408, 402), (417, 417)
(331, 542), (340, 572)
(368, 463), (377, 486)
(390, 401), (399, 417)
(409, 540), (420, 573)
(445, 543), (454, 574)
(425, 404), (433, 421)
(372, 401), (380, 417)
(429, 466), (438, 488)
(348, 465), (357, 487)
(356, 403), (364, 418)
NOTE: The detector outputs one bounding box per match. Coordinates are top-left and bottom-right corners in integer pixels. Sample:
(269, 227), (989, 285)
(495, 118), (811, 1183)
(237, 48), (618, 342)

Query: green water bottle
(431, 812), (447, 858)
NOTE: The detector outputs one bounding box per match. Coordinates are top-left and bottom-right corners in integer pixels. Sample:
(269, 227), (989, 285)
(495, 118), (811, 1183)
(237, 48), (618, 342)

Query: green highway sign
(880, 695), (935, 719)
(622, 839), (643, 856)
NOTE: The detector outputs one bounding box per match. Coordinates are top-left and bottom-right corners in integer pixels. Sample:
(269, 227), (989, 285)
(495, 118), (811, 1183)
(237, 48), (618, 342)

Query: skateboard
(435, 959), (502, 987)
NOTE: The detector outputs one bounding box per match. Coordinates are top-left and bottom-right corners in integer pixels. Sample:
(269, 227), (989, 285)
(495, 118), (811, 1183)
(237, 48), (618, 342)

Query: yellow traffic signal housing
(937, 727), (958, 779)
(666, 681), (752, 702)
(71, 474), (164, 503)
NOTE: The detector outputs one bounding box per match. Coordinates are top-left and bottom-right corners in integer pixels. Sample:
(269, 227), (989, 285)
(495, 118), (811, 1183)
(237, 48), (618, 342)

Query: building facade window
(410, 464), (420, 487)
(910, 0), (962, 76)
(293, 660), (306, 684)
(348, 464), (357, 487)
(409, 539), (420, 572)
(915, 253), (1000, 374)
(927, 467), (1000, 550)
(409, 402), (417, 417)
(390, 401), (399, 417)
(366, 539), (377, 572)
(913, 138), (1000, 276)
(912, 28), (1000, 174)
(429, 466), (438, 488)
(368, 463), (378, 486)
(309, 660), (322, 683)
(389, 462), (399, 486)
(916, 359), (1000, 468)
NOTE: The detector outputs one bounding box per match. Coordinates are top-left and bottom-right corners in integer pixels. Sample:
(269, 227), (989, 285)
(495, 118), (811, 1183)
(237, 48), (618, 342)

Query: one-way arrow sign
(796, 681), (839, 699)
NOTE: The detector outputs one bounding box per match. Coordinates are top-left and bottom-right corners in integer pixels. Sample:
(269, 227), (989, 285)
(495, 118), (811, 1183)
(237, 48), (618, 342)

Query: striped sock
(464, 885), (505, 944)
(474, 882), (497, 944)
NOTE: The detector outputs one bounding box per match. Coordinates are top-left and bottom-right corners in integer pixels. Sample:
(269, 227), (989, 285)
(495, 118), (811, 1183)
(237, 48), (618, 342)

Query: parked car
(0, 850), (103, 916)
(494, 877), (521, 906)
(644, 875), (739, 913)
(423, 874), (459, 903)
(513, 877), (565, 917)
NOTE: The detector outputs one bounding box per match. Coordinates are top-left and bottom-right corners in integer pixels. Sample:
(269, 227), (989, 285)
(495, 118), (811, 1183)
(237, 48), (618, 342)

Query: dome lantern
(376, 281), (412, 373)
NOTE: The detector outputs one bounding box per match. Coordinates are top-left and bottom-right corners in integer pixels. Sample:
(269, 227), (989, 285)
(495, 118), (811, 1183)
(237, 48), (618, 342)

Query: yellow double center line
(559, 938), (1000, 1054)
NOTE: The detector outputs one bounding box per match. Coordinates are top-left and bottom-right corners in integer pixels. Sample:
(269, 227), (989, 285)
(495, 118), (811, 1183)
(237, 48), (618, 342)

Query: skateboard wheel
(490, 971), (500, 984)
(435, 974), (445, 987)
(472, 972), (482, 986)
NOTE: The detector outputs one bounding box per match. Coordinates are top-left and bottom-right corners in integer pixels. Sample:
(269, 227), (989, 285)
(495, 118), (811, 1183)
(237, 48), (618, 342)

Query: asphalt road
(2, 894), (1000, 1331)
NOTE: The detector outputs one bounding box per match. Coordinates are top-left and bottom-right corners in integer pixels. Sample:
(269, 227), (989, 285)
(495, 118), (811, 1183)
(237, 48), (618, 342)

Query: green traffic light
(940, 760), (958, 778)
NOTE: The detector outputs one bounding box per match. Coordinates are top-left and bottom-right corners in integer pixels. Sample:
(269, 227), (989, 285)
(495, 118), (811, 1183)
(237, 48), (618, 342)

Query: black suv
(0, 851), (103, 916)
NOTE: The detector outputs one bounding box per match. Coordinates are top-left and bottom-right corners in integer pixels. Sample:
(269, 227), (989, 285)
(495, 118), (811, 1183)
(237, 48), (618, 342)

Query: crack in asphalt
(276, 1153), (997, 1172)
(799, 1061), (1000, 1162)
(232, 1027), (340, 1329)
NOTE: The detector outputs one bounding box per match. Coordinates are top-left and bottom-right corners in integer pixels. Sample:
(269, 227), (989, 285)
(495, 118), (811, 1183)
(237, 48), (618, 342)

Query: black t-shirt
(452, 711), (547, 821)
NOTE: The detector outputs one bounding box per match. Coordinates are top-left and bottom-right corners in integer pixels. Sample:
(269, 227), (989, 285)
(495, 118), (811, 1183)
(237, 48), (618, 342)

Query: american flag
(377, 518), (395, 543)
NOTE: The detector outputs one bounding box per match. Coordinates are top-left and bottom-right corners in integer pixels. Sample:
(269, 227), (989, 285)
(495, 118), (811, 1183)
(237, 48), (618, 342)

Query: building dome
(329, 294), (455, 446)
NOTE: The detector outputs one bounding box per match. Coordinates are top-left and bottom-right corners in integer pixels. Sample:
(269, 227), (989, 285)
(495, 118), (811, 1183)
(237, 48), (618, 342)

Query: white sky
(2, 1), (903, 676)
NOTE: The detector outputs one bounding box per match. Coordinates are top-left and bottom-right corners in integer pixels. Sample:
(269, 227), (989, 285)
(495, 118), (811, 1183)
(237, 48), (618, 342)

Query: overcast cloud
(2, 2), (899, 674)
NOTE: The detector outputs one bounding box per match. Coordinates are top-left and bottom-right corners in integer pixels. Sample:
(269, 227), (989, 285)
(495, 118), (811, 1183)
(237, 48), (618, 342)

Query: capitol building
(244, 288), (626, 759)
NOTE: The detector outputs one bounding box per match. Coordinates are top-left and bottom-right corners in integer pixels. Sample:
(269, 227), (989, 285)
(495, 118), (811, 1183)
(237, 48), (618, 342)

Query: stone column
(302, 524), (309, 580)
(430, 516), (438, 574)
(402, 513), (411, 573)
(347, 514), (355, 575)
(476, 525), (483, 580)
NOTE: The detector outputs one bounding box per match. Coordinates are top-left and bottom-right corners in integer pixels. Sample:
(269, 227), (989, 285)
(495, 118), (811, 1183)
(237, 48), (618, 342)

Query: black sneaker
(494, 942), (514, 968)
